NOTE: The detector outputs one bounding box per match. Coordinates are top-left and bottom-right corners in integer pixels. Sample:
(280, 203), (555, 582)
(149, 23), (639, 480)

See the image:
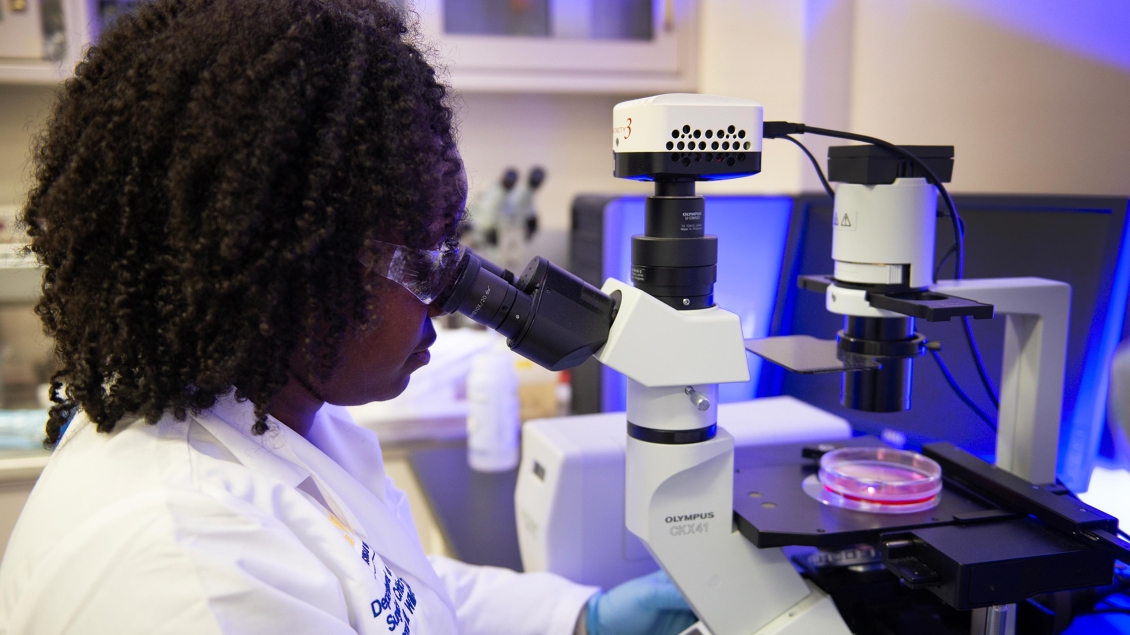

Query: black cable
(963, 317), (1000, 409)
(933, 216), (968, 282)
(933, 243), (957, 281)
(930, 348), (996, 431)
(777, 136), (834, 199)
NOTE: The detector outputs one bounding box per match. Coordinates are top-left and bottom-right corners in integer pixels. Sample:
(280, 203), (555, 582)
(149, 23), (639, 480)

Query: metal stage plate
(744, 335), (882, 374)
(733, 438), (995, 549)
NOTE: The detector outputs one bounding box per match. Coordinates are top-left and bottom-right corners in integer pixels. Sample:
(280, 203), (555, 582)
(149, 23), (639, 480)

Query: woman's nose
(427, 302), (448, 319)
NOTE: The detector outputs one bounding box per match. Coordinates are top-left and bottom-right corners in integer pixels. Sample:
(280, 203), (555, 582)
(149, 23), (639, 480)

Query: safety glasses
(359, 240), (467, 305)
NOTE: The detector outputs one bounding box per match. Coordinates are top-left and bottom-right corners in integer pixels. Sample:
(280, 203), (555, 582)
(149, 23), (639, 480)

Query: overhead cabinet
(414, 0), (698, 94)
(0, 0), (93, 84)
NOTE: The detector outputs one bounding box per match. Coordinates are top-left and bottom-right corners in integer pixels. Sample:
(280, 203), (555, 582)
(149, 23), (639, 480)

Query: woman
(0, 1), (695, 633)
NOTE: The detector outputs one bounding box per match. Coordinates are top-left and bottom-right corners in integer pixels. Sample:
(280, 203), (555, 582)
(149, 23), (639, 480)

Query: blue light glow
(946, 0), (1130, 72)
(1060, 201), (1130, 492)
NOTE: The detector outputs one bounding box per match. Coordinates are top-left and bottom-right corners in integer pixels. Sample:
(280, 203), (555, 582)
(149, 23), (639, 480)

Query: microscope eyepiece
(437, 253), (532, 339)
(436, 250), (618, 371)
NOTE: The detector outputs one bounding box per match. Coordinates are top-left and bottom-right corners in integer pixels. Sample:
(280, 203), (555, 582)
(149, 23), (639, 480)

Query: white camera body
(612, 94), (764, 181)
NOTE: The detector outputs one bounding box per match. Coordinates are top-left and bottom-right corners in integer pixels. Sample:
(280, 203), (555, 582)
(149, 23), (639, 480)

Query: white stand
(596, 279), (851, 635)
(933, 277), (1069, 635)
(935, 278), (1071, 485)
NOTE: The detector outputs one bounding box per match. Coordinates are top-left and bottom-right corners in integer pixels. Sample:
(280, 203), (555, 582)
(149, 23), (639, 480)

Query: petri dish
(807, 447), (943, 514)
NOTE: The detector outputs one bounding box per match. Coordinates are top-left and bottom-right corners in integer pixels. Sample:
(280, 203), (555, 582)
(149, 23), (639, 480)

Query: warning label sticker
(833, 208), (857, 231)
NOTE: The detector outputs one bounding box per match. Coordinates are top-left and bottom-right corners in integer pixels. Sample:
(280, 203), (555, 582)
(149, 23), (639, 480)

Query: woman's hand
(581, 570), (697, 635)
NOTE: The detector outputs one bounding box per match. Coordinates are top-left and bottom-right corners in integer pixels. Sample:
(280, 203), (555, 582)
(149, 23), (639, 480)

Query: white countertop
(0, 452), (49, 483)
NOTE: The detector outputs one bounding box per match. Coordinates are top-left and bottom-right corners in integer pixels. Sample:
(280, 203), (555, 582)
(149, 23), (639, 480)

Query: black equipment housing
(614, 151), (762, 182)
(631, 181), (718, 310)
(731, 437), (1126, 618)
(827, 145), (954, 185)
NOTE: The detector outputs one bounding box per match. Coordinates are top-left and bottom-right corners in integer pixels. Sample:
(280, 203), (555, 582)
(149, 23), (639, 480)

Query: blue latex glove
(585, 570), (697, 635)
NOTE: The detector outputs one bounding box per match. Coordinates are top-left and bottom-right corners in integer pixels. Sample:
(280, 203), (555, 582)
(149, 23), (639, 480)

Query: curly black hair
(22, 0), (465, 446)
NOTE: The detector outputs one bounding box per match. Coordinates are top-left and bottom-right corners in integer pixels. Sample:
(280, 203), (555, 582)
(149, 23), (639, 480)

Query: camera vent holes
(667, 150), (742, 167)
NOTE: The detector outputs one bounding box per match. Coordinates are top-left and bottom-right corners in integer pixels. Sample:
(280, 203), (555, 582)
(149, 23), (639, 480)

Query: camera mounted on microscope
(613, 94), (764, 182)
(612, 95), (765, 311)
(436, 96), (769, 377)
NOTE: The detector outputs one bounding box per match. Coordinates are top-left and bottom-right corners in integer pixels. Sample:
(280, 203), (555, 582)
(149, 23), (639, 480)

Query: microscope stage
(732, 437), (996, 550)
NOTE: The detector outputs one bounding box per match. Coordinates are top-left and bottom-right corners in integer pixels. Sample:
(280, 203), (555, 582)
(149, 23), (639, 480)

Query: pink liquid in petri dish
(812, 447), (943, 513)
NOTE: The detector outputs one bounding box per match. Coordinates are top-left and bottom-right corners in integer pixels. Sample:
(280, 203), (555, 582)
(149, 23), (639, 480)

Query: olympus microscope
(431, 94), (1130, 635)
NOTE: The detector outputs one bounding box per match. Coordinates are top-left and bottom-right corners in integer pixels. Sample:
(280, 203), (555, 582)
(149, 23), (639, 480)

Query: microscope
(433, 94), (1130, 635)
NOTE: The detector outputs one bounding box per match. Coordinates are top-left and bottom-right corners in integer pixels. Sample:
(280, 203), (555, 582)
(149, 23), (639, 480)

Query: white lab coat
(0, 394), (597, 634)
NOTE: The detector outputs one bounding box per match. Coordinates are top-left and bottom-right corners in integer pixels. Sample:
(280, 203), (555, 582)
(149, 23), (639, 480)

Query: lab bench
(407, 443), (522, 571)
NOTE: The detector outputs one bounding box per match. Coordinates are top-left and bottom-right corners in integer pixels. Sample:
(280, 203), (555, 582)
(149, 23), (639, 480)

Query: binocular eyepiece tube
(440, 255), (533, 340)
(436, 250), (619, 372)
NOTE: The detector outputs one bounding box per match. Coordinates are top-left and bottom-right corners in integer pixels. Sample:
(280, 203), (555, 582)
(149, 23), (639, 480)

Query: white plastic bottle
(466, 343), (521, 472)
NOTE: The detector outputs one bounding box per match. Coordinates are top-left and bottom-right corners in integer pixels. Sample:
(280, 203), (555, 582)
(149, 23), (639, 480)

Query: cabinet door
(0, 0), (46, 60)
(0, 0), (93, 84)
(413, 0), (698, 93)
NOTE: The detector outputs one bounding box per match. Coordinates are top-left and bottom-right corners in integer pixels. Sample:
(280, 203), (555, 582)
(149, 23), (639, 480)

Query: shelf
(0, 251), (41, 304)
(0, 60), (71, 86)
(0, 453), (49, 483)
(449, 68), (695, 94)
(419, 0), (698, 94)
(0, 0), (92, 86)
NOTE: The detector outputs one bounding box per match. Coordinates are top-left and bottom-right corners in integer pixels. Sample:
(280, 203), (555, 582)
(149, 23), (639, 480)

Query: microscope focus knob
(685, 386), (711, 412)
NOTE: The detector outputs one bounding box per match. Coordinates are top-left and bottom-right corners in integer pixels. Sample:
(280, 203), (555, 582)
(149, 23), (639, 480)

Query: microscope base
(626, 430), (852, 635)
(676, 581), (843, 635)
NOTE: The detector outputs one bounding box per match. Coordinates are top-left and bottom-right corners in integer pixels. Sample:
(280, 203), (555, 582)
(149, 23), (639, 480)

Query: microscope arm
(595, 279), (851, 635)
(933, 278), (1071, 485)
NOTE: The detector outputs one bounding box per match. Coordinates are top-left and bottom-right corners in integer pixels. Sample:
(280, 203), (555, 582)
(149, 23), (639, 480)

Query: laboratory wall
(455, 93), (647, 233)
(3, 2), (1129, 226)
(696, 0), (1130, 200)
(848, 0), (1130, 197)
(456, 0), (1130, 225)
(1, 1), (1126, 375)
